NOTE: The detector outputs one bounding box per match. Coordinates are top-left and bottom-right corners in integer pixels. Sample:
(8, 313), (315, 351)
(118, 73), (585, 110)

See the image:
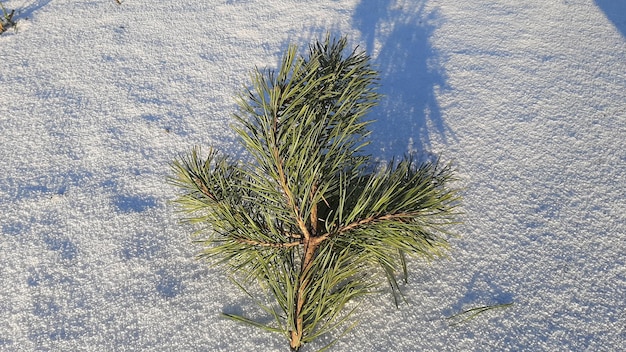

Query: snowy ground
(1, 0), (625, 351)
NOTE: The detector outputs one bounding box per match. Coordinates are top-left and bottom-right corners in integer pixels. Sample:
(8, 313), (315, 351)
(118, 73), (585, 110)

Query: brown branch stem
(192, 176), (217, 202)
(290, 234), (324, 350)
(310, 183), (319, 236)
(313, 211), (419, 243)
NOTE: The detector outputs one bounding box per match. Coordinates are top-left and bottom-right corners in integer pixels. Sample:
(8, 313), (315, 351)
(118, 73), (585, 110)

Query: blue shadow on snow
(594, 0), (626, 38)
(445, 272), (515, 320)
(353, 0), (454, 160)
(113, 195), (158, 213)
(44, 235), (78, 260)
(156, 269), (183, 298)
(10, 0), (52, 21)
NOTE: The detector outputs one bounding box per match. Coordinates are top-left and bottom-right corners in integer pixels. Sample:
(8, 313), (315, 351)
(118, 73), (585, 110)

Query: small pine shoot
(171, 35), (461, 351)
(0, 1), (16, 34)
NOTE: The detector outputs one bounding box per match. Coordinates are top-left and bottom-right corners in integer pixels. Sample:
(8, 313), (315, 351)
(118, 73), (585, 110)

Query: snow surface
(1, 0), (625, 351)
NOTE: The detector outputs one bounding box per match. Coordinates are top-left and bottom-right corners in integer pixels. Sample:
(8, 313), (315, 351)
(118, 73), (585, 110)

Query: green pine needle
(171, 34), (461, 351)
(446, 302), (514, 327)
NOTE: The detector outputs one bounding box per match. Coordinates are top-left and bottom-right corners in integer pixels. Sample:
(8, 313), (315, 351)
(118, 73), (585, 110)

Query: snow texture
(1, 0), (625, 351)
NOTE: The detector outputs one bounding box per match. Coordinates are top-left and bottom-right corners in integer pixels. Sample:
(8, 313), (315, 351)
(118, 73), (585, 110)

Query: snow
(1, 0), (624, 350)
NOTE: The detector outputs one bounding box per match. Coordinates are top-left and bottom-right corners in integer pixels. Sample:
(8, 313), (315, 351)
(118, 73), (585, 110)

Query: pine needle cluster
(171, 35), (460, 351)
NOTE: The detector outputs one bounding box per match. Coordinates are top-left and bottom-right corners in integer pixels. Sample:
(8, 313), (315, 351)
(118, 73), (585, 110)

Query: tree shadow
(594, 0), (626, 38)
(353, 0), (454, 161)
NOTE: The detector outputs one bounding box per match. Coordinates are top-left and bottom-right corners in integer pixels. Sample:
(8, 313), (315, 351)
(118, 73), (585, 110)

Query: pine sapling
(171, 35), (460, 351)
